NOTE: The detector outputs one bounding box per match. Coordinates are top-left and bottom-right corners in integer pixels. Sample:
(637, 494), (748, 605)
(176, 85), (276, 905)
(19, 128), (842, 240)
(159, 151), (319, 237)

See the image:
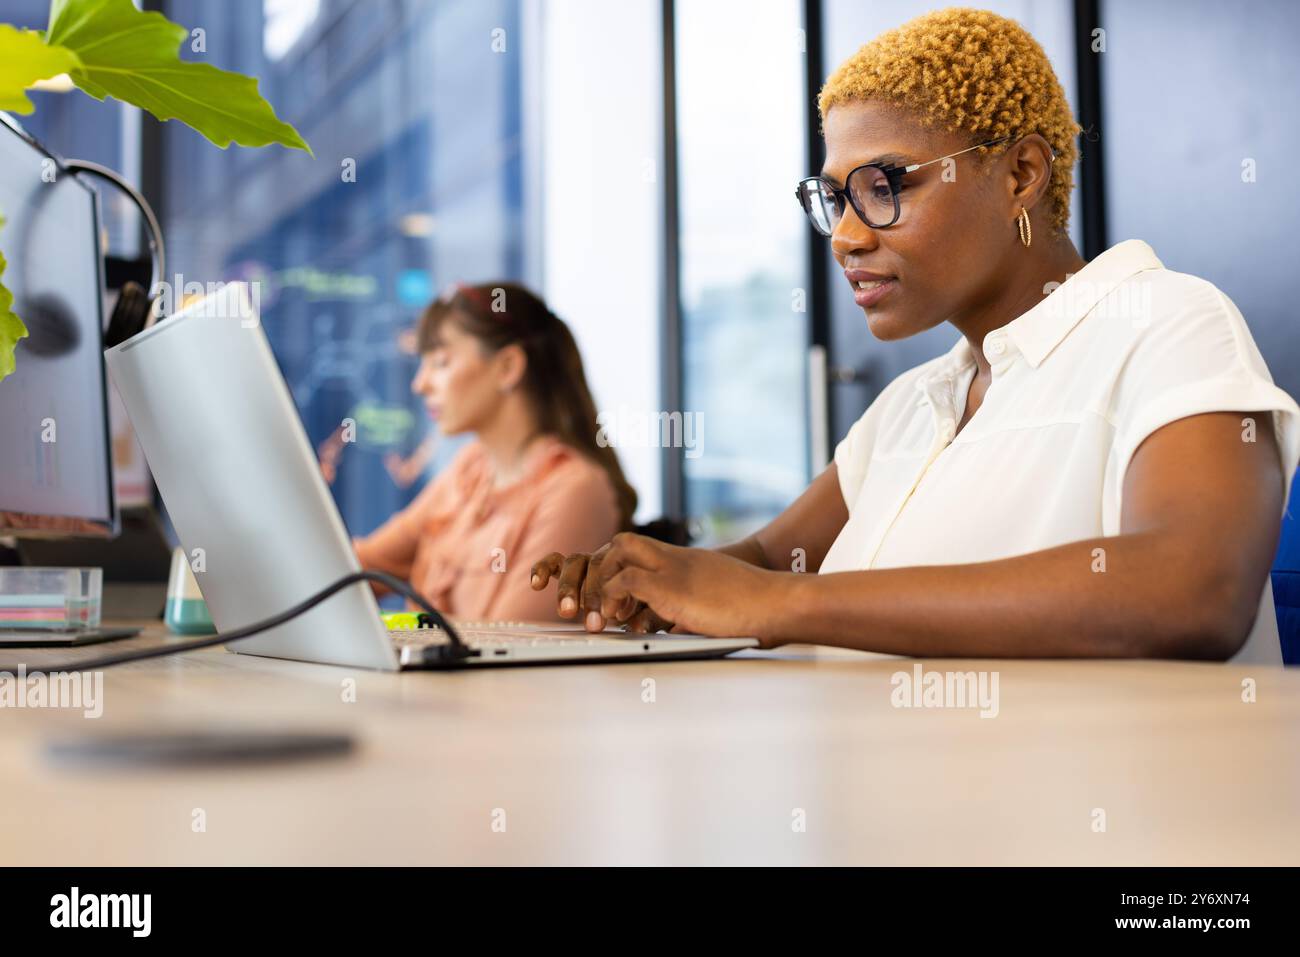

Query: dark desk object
(634, 516), (692, 546)
(0, 626), (140, 647)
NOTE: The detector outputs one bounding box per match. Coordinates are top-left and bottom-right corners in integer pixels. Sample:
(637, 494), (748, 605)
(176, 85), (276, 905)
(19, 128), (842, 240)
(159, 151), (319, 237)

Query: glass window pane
(675, 0), (811, 544)
(160, 0), (535, 540)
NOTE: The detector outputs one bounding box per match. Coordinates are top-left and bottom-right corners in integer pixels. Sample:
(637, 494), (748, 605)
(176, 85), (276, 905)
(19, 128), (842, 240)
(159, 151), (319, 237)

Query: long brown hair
(417, 282), (637, 530)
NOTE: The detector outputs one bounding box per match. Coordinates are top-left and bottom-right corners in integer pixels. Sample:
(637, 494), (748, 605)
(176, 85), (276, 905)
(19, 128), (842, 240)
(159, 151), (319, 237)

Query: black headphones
(62, 158), (166, 348)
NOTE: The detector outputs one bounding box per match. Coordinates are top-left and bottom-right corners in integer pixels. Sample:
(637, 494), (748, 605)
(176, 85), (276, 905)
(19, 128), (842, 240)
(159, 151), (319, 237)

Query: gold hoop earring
(1017, 207), (1032, 248)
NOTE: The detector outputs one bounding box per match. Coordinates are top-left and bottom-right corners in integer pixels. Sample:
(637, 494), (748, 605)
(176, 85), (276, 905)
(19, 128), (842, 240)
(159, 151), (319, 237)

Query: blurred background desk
(2, 621), (1298, 866)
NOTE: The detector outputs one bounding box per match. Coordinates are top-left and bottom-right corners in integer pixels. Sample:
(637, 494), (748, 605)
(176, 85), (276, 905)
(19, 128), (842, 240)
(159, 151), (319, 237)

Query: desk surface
(2, 622), (1298, 865)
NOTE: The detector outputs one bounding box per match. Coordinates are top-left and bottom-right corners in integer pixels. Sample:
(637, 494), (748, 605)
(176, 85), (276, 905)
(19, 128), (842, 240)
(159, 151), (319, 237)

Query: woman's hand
(530, 541), (673, 632)
(530, 533), (784, 643)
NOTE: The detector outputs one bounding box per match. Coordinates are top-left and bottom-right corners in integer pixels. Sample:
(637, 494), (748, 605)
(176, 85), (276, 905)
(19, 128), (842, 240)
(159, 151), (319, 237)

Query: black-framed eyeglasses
(795, 136), (1014, 236)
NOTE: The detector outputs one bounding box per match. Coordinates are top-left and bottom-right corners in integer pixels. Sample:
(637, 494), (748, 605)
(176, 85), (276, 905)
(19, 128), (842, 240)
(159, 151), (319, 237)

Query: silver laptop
(104, 283), (758, 670)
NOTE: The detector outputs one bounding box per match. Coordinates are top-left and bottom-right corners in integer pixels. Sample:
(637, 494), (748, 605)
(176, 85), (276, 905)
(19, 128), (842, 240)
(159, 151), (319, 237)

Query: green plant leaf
(0, 215), (30, 383)
(0, 23), (81, 114)
(45, 0), (311, 153)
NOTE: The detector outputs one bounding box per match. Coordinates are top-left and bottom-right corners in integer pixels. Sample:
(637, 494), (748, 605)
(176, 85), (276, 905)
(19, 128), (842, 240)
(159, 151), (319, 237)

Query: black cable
(22, 570), (472, 673)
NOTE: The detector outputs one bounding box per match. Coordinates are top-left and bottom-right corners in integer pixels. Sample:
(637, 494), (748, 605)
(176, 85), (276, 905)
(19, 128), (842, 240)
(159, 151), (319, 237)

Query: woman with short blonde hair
(532, 7), (1299, 662)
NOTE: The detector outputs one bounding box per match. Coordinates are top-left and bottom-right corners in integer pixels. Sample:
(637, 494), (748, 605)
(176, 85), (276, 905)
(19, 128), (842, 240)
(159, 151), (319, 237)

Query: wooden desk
(2, 622), (1298, 865)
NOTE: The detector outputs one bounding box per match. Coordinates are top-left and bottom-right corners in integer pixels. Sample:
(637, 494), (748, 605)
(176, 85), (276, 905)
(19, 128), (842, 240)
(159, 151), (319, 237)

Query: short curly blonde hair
(818, 7), (1080, 234)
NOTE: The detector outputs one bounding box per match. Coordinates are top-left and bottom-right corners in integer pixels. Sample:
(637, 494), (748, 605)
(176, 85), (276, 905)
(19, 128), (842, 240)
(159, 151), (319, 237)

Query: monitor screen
(0, 116), (115, 538)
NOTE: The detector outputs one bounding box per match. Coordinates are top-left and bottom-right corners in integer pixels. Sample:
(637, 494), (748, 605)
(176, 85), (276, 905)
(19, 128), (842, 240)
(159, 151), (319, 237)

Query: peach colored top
(354, 435), (622, 622)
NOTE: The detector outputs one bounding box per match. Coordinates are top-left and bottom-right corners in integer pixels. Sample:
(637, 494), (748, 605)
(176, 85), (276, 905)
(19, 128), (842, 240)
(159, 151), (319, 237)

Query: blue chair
(1273, 472), (1300, 664)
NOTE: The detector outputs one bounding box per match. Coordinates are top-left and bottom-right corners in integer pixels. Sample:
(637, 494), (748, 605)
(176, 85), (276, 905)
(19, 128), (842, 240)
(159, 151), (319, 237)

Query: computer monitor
(0, 114), (116, 538)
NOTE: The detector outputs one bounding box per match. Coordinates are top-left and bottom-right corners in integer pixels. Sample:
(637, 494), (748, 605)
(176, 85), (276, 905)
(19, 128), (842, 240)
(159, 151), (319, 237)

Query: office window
(538, 0), (664, 524)
(160, 0), (536, 537)
(674, 0), (812, 545)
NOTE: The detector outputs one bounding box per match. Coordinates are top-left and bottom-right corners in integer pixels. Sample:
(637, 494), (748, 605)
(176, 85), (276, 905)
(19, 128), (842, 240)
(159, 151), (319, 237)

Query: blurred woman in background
(355, 282), (636, 621)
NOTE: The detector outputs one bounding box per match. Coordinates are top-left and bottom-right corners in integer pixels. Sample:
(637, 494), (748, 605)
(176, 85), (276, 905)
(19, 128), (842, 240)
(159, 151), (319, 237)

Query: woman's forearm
(714, 535), (771, 570)
(767, 531), (1251, 660)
